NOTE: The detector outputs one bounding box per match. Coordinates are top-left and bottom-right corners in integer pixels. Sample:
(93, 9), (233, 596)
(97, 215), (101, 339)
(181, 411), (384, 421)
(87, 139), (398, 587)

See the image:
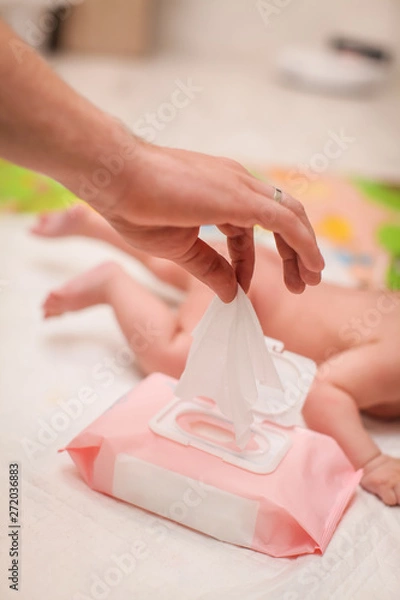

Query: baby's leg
(43, 261), (192, 377)
(32, 204), (124, 245)
(303, 343), (400, 505)
(32, 205), (190, 290)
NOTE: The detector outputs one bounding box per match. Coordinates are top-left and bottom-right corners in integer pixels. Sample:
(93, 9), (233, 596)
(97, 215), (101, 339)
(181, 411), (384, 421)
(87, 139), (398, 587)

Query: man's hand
(94, 140), (324, 302)
(0, 19), (323, 301)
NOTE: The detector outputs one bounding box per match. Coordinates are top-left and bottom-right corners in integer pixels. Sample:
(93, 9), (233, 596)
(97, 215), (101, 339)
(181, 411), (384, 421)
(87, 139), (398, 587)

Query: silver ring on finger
(273, 187), (283, 204)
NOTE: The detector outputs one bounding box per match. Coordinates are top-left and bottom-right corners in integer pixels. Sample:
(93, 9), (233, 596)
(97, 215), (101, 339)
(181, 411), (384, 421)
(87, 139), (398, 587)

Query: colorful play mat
(0, 158), (76, 213)
(256, 167), (400, 291)
(1, 158), (400, 290)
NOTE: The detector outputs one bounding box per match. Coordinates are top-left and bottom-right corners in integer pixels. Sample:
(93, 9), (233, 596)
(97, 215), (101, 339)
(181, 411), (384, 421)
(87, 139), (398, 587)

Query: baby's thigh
(177, 280), (214, 333)
(320, 342), (400, 412)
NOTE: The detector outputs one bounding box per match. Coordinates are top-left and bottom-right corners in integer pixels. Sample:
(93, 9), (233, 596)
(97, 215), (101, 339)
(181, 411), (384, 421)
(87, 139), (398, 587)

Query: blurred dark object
(59, 0), (155, 56)
(48, 7), (66, 52)
(330, 36), (393, 63)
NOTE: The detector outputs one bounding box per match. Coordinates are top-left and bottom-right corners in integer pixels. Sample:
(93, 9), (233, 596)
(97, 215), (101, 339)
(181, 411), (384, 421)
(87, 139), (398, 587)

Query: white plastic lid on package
(175, 287), (284, 447)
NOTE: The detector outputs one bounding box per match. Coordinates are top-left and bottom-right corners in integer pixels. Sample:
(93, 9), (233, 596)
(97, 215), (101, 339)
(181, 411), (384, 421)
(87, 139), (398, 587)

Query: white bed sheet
(1, 215), (400, 600)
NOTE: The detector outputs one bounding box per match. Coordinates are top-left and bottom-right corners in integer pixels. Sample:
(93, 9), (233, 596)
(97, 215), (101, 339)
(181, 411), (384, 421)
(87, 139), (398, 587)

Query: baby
(32, 205), (400, 506)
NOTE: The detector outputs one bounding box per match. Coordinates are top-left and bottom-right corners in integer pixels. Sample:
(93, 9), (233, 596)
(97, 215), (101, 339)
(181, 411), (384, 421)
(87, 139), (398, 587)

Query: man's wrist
(57, 115), (141, 217)
(0, 19), (141, 220)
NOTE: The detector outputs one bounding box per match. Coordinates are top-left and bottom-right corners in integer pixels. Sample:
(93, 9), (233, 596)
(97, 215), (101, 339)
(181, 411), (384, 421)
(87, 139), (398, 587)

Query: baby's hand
(361, 454), (400, 506)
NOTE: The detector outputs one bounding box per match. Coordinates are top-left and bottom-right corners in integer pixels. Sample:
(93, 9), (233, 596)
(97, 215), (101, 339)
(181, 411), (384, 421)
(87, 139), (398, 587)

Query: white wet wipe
(175, 287), (283, 447)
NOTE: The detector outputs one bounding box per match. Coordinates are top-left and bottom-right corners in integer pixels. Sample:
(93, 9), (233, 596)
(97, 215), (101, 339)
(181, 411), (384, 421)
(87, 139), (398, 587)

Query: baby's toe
(31, 214), (50, 235)
(42, 291), (64, 318)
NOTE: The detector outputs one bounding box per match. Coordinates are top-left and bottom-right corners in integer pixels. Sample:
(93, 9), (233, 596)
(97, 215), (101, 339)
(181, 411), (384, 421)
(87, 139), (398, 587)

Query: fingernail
(306, 271), (322, 285)
(215, 281), (236, 303)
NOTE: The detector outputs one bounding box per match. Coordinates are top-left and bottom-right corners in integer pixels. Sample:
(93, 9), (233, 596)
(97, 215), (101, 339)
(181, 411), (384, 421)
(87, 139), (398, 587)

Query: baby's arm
(303, 344), (400, 506)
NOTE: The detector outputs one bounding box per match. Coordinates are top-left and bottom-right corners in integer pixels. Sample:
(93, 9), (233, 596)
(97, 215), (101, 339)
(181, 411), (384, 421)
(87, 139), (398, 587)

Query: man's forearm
(0, 20), (134, 203)
(0, 20), (325, 302)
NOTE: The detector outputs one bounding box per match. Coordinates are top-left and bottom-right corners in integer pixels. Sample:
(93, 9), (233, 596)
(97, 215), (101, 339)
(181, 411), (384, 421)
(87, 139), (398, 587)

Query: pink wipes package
(64, 372), (361, 558)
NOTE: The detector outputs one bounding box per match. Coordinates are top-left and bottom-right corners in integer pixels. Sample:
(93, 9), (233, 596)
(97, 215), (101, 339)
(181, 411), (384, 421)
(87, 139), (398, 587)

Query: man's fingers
(297, 254), (322, 286)
(274, 232), (320, 290)
(238, 178), (324, 276)
(174, 237), (237, 303)
(273, 233), (305, 293)
(253, 194), (324, 274)
(285, 260), (306, 294)
(251, 180), (316, 234)
(218, 225), (254, 293)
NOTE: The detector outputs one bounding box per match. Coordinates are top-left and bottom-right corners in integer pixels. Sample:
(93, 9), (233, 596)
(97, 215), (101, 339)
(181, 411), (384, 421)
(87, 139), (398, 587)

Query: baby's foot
(42, 261), (121, 318)
(31, 204), (88, 238)
(361, 453), (400, 506)
(43, 290), (75, 318)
